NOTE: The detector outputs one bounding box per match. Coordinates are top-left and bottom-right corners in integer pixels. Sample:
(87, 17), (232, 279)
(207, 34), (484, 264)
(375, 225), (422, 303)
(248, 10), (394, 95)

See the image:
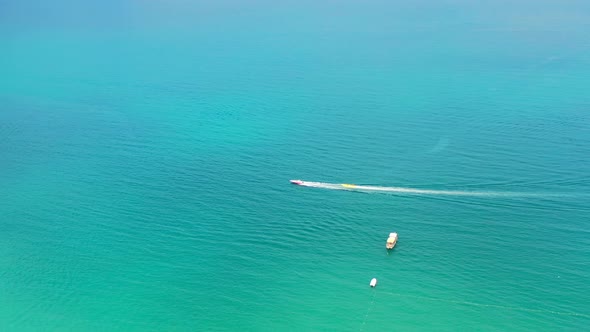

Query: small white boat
(370, 278), (377, 287)
(290, 179), (304, 185)
(386, 232), (398, 249)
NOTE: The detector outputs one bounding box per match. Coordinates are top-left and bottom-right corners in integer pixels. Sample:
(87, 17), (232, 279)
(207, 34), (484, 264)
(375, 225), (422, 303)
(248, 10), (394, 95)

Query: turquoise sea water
(2, 1), (590, 330)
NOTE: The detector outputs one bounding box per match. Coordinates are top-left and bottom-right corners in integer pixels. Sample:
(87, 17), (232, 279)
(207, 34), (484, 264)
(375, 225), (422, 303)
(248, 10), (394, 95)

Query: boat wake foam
(297, 181), (545, 198)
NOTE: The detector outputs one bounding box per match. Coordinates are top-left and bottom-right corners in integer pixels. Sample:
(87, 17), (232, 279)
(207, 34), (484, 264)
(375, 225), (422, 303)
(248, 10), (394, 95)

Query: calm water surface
(1, 1), (589, 331)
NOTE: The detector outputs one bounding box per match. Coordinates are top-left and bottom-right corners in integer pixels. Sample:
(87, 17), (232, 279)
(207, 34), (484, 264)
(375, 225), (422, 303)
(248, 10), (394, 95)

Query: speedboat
(341, 183), (356, 188)
(290, 180), (304, 185)
(386, 232), (398, 249)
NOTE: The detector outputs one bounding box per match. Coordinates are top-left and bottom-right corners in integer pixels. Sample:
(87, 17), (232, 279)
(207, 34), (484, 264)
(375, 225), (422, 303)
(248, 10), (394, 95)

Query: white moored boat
(386, 232), (398, 249)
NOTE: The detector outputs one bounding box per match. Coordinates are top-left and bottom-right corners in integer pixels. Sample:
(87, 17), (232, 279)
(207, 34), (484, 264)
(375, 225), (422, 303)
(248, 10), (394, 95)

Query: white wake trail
(297, 181), (543, 197)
